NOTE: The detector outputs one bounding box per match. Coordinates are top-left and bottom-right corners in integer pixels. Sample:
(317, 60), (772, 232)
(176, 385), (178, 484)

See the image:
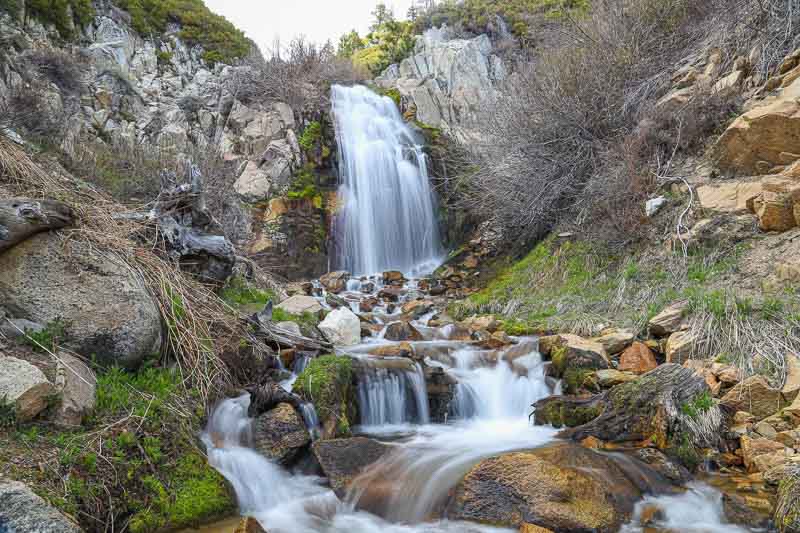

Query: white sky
(205, 0), (417, 55)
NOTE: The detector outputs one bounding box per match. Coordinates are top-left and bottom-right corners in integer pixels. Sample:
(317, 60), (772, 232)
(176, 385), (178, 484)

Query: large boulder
(648, 302), (688, 337)
(320, 271), (350, 294)
(252, 402), (310, 466)
(383, 321), (424, 342)
(0, 233), (163, 369)
(0, 481), (82, 532)
(721, 375), (791, 421)
(53, 353), (96, 427)
(0, 356), (55, 422)
(544, 365), (723, 460)
(542, 334), (609, 377)
(276, 295), (323, 315)
(714, 76), (800, 176)
(318, 308), (361, 346)
(447, 442), (668, 532)
(312, 437), (393, 496)
(592, 329), (635, 355)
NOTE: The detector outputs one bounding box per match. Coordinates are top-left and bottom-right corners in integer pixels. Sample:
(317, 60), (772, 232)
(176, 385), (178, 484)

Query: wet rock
(53, 353), (96, 427)
(382, 270), (406, 284)
(533, 395), (604, 429)
(320, 271), (350, 294)
(253, 403), (310, 467)
(426, 366), (457, 423)
(312, 437), (393, 497)
(0, 233), (162, 369)
(447, 442), (667, 532)
(400, 299), (434, 319)
(326, 293), (349, 309)
(631, 448), (691, 484)
(721, 375), (790, 421)
(723, 493), (774, 530)
(276, 295), (323, 315)
(318, 308), (361, 346)
(648, 302), (688, 337)
(593, 329), (635, 355)
(370, 342), (415, 359)
(378, 287), (404, 302)
(0, 481), (82, 532)
(384, 321), (423, 342)
(618, 342), (658, 374)
(0, 356), (55, 422)
(234, 517), (267, 533)
(359, 297), (379, 313)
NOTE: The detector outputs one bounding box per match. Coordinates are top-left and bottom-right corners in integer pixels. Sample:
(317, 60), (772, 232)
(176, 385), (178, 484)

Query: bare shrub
(22, 48), (86, 95)
(451, 0), (800, 246)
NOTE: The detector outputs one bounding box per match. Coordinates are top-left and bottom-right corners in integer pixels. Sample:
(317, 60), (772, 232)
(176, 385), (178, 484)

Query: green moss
(563, 368), (594, 394)
(294, 355), (353, 434)
(551, 345), (567, 376)
(680, 391), (714, 419)
(219, 276), (275, 309)
(287, 165), (321, 201)
(298, 121), (323, 152)
(95, 367), (180, 419)
(537, 398), (601, 428)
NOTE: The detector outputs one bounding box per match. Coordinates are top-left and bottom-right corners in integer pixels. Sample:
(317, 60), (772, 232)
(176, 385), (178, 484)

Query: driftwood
(0, 198), (74, 253)
(249, 302), (332, 352)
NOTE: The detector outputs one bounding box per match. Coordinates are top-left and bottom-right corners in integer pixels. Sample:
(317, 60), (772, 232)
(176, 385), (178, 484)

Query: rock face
(252, 403), (310, 466)
(375, 26), (506, 133)
(0, 233), (163, 369)
(53, 353), (97, 427)
(447, 442), (668, 532)
(312, 437), (393, 496)
(0, 481), (82, 532)
(318, 308), (361, 346)
(715, 76), (800, 176)
(0, 356), (54, 422)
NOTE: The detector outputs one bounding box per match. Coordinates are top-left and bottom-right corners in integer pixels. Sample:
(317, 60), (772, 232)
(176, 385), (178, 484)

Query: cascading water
(332, 85), (444, 276)
(355, 359), (430, 428)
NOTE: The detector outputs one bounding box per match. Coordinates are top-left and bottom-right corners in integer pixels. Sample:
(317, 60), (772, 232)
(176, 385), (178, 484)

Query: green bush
(113, 0), (251, 65)
(19, 0), (95, 39)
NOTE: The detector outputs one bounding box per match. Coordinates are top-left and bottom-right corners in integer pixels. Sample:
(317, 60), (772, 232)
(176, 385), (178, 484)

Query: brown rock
(447, 442), (662, 532)
(378, 287), (404, 302)
(665, 330), (698, 364)
(683, 359), (721, 396)
(320, 271), (350, 293)
(382, 271), (406, 284)
(740, 435), (794, 472)
(400, 300), (434, 319)
(519, 525), (554, 533)
(595, 369), (637, 388)
(370, 342), (414, 359)
(548, 334), (609, 376)
(648, 302), (688, 337)
(235, 517), (266, 533)
(252, 403), (310, 466)
(462, 315), (500, 333)
(592, 329), (635, 355)
(755, 189), (797, 231)
(697, 181), (765, 212)
(383, 321), (423, 342)
(716, 365), (742, 385)
(312, 437), (393, 496)
(720, 376), (790, 421)
(618, 342), (658, 374)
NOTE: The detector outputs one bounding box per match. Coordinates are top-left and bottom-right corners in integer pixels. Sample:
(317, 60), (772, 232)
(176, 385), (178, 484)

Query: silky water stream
(201, 85), (751, 533)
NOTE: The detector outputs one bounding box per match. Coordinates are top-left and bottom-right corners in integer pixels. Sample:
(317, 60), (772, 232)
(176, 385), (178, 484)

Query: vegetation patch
(0, 0), (95, 39)
(294, 355), (354, 435)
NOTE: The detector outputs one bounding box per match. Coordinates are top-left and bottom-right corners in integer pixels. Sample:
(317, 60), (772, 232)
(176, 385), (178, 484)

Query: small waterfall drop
(356, 359), (430, 427)
(332, 85), (443, 276)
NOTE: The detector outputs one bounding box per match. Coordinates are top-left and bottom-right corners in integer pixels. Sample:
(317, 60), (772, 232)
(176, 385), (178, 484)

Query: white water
(332, 85), (443, 276)
(356, 359), (430, 427)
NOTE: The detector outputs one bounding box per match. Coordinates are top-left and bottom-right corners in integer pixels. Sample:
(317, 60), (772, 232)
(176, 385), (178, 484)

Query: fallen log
(0, 198), (74, 253)
(249, 302), (332, 352)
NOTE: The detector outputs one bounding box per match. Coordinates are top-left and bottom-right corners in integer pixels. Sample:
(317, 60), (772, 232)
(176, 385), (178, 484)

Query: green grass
(680, 391), (714, 419)
(21, 318), (67, 353)
(219, 276), (275, 309)
(95, 366), (181, 418)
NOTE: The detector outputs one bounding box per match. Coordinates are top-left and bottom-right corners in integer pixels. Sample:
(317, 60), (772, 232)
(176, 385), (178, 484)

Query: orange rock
(618, 342), (658, 374)
(235, 517), (266, 533)
(519, 524), (554, 533)
(580, 436), (604, 449)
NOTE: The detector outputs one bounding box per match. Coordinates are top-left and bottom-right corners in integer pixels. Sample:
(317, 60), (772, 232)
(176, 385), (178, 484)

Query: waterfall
(356, 359), (430, 427)
(331, 85), (444, 276)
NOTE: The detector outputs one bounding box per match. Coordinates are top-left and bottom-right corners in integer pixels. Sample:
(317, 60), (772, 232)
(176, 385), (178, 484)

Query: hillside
(1, 0), (800, 532)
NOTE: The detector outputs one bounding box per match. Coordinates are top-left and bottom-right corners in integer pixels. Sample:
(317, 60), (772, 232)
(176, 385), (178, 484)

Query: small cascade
(331, 85), (444, 276)
(355, 358), (430, 427)
(299, 402), (321, 441)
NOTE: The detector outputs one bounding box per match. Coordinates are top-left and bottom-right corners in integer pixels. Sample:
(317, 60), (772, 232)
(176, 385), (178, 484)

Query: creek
(201, 86), (751, 533)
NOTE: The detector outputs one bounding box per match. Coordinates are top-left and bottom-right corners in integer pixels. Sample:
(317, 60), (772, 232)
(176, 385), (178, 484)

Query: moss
(379, 88), (402, 108)
(294, 355), (353, 434)
(669, 432), (702, 471)
(563, 368), (595, 395)
(298, 121), (323, 152)
(551, 345), (567, 375)
(537, 398), (602, 428)
(219, 276), (275, 310)
(287, 165), (322, 202)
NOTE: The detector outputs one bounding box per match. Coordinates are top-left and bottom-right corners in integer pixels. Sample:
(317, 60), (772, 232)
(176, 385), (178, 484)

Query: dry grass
(0, 135), (255, 399)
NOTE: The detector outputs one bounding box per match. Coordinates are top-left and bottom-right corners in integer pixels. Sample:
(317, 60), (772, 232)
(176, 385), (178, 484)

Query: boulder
(593, 329), (635, 355)
(252, 403), (310, 466)
(547, 334), (609, 377)
(0, 481), (82, 532)
(648, 302), (688, 337)
(383, 321), (424, 342)
(320, 271), (350, 294)
(447, 442), (667, 532)
(274, 321), (302, 337)
(595, 369), (637, 388)
(53, 353), (96, 427)
(553, 364), (722, 454)
(382, 270), (405, 284)
(400, 300), (434, 319)
(720, 375), (790, 421)
(697, 181), (764, 213)
(0, 233), (163, 369)
(715, 76), (800, 175)
(276, 295), (323, 315)
(665, 330), (698, 364)
(312, 437), (393, 497)
(618, 342), (658, 374)
(740, 435), (795, 472)
(0, 356), (55, 422)
(318, 308), (361, 346)
(370, 342), (414, 359)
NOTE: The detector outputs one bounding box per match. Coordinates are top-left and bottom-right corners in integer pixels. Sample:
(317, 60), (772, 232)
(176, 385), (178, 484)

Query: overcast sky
(205, 0), (417, 55)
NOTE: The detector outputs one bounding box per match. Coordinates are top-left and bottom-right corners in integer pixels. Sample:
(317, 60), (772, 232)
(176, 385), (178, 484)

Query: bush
(25, 0), (94, 39)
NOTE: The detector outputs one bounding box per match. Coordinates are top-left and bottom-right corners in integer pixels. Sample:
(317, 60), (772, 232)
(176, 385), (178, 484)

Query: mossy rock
(533, 396), (603, 429)
(294, 355), (355, 439)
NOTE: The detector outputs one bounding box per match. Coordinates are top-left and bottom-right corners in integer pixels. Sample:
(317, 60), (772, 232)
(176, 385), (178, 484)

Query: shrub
(25, 0), (94, 39)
